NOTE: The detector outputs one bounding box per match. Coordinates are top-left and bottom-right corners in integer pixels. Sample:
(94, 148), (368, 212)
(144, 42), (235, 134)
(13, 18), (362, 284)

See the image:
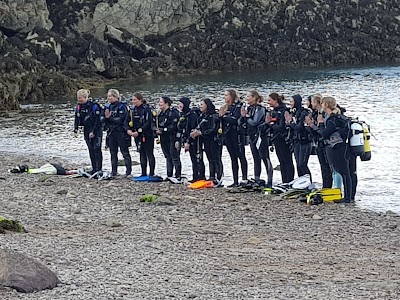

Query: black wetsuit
(74, 101), (103, 173)
(105, 101), (132, 176)
(198, 112), (223, 181)
(270, 104), (295, 183)
(308, 109), (333, 188)
(318, 114), (352, 202)
(178, 108), (205, 181)
(241, 104), (272, 187)
(289, 107), (313, 179)
(126, 104), (155, 176)
(158, 107), (182, 178)
(221, 101), (248, 185)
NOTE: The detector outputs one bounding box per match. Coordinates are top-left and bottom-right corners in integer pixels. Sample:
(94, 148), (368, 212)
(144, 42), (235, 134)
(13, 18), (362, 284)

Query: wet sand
(0, 153), (399, 299)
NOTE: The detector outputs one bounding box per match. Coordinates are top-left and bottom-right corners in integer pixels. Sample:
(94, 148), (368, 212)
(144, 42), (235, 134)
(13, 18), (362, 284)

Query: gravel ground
(0, 153), (399, 299)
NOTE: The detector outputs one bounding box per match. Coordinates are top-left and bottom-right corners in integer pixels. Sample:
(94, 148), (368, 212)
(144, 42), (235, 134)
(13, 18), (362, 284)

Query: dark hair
(202, 98), (215, 114)
(248, 90), (263, 103)
(161, 96), (172, 106)
(225, 89), (239, 105)
(133, 92), (146, 104)
(269, 93), (284, 104)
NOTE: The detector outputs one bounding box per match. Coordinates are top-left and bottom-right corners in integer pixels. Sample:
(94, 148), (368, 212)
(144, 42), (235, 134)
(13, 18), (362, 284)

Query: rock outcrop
(1, 0), (400, 110)
(0, 249), (60, 293)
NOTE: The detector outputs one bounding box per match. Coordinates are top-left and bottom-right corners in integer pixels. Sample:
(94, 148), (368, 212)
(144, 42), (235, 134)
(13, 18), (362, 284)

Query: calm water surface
(1, 65), (399, 213)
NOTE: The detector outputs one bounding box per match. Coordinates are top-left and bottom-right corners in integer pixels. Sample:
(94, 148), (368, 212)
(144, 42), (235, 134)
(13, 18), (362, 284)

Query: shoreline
(1, 152), (399, 299)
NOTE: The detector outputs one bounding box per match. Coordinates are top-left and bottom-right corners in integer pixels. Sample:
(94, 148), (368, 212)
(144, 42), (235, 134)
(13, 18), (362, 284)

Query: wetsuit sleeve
(186, 112), (198, 143)
(89, 104), (101, 133)
(293, 110), (308, 133)
(271, 110), (286, 133)
(109, 105), (126, 127)
(223, 104), (241, 125)
(318, 118), (337, 139)
(141, 108), (152, 132)
(74, 106), (79, 131)
(247, 107), (265, 127)
(124, 109), (132, 131)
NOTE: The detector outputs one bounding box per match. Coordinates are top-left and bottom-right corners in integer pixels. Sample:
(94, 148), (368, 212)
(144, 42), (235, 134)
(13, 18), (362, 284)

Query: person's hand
(219, 104), (227, 117)
(132, 132), (139, 138)
(284, 111), (292, 123)
(265, 113), (272, 123)
(190, 130), (200, 138)
(184, 142), (190, 152)
(89, 132), (95, 139)
(175, 141), (181, 151)
(317, 114), (324, 124)
(305, 115), (313, 126)
(127, 130), (134, 136)
(105, 109), (111, 119)
(156, 129), (162, 135)
(241, 107), (247, 118)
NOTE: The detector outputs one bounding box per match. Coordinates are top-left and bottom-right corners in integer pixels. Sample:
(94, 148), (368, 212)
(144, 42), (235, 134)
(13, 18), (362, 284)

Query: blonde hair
(321, 96), (341, 114)
(77, 89), (90, 99)
(108, 89), (120, 99)
(225, 89), (239, 104)
(248, 90), (263, 103)
(311, 93), (323, 105)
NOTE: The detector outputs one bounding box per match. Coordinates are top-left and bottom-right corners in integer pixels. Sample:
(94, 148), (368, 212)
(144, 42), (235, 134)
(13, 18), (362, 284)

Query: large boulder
(0, 249), (60, 293)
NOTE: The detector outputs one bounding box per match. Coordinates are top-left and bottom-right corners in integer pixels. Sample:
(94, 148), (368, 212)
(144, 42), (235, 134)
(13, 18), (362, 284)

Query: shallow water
(1, 65), (399, 213)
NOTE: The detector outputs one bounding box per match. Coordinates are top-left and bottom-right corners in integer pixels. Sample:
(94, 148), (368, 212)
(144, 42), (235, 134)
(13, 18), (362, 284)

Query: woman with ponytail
(317, 96), (352, 203)
(266, 93), (295, 183)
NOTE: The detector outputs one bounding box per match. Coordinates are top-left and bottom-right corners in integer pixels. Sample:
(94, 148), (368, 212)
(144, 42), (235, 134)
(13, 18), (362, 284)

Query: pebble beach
(0, 152), (399, 299)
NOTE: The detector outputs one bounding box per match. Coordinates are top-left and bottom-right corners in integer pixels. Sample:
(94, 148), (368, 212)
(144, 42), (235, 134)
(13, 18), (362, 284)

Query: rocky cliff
(1, 0), (400, 110)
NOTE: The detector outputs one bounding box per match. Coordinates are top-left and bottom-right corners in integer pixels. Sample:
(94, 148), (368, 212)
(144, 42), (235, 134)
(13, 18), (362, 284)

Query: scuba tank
(349, 121), (364, 155)
(360, 122), (371, 161)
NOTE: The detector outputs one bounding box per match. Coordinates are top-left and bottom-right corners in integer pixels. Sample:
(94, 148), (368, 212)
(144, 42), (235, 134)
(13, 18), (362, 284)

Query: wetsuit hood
(179, 97), (191, 114)
(292, 94), (303, 110)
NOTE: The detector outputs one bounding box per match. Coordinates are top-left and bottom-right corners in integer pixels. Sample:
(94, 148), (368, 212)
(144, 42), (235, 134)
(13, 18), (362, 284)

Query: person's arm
(271, 110), (286, 133)
(247, 107), (265, 127)
(223, 104), (241, 125)
(109, 104), (126, 126)
(293, 110), (308, 133)
(318, 118), (337, 139)
(74, 106), (79, 132)
(90, 104), (101, 133)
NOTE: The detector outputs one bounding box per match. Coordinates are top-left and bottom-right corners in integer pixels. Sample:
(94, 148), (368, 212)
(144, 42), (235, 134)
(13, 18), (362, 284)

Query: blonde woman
(305, 93), (333, 188)
(105, 89), (132, 177)
(74, 89), (103, 175)
(219, 89), (248, 187)
(317, 96), (352, 203)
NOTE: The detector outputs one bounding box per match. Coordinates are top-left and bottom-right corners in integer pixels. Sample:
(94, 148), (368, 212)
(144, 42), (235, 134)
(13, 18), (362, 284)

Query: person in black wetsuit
(266, 93), (295, 184)
(126, 92), (155, 177)
(317, 96), (353, 203)
(240, 90), (273, 187)
(305, 93), (333, 188)
(219, 89), (248, 187)
(285, 94), (313, 180)
(190, 98), (223, 182)
(156, 96), (182, 180)
(177, 97), (205, 182)
(104, 89), (132, 177)
(74, 89), (103, 175)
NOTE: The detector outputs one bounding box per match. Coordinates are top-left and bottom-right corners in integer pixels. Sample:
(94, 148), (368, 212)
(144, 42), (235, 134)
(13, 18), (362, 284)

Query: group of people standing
(74, 87), (358, 203)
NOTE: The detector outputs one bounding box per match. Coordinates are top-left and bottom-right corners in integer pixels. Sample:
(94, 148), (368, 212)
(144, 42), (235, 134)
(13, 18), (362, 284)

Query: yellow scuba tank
(360, 123), (371, 161)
